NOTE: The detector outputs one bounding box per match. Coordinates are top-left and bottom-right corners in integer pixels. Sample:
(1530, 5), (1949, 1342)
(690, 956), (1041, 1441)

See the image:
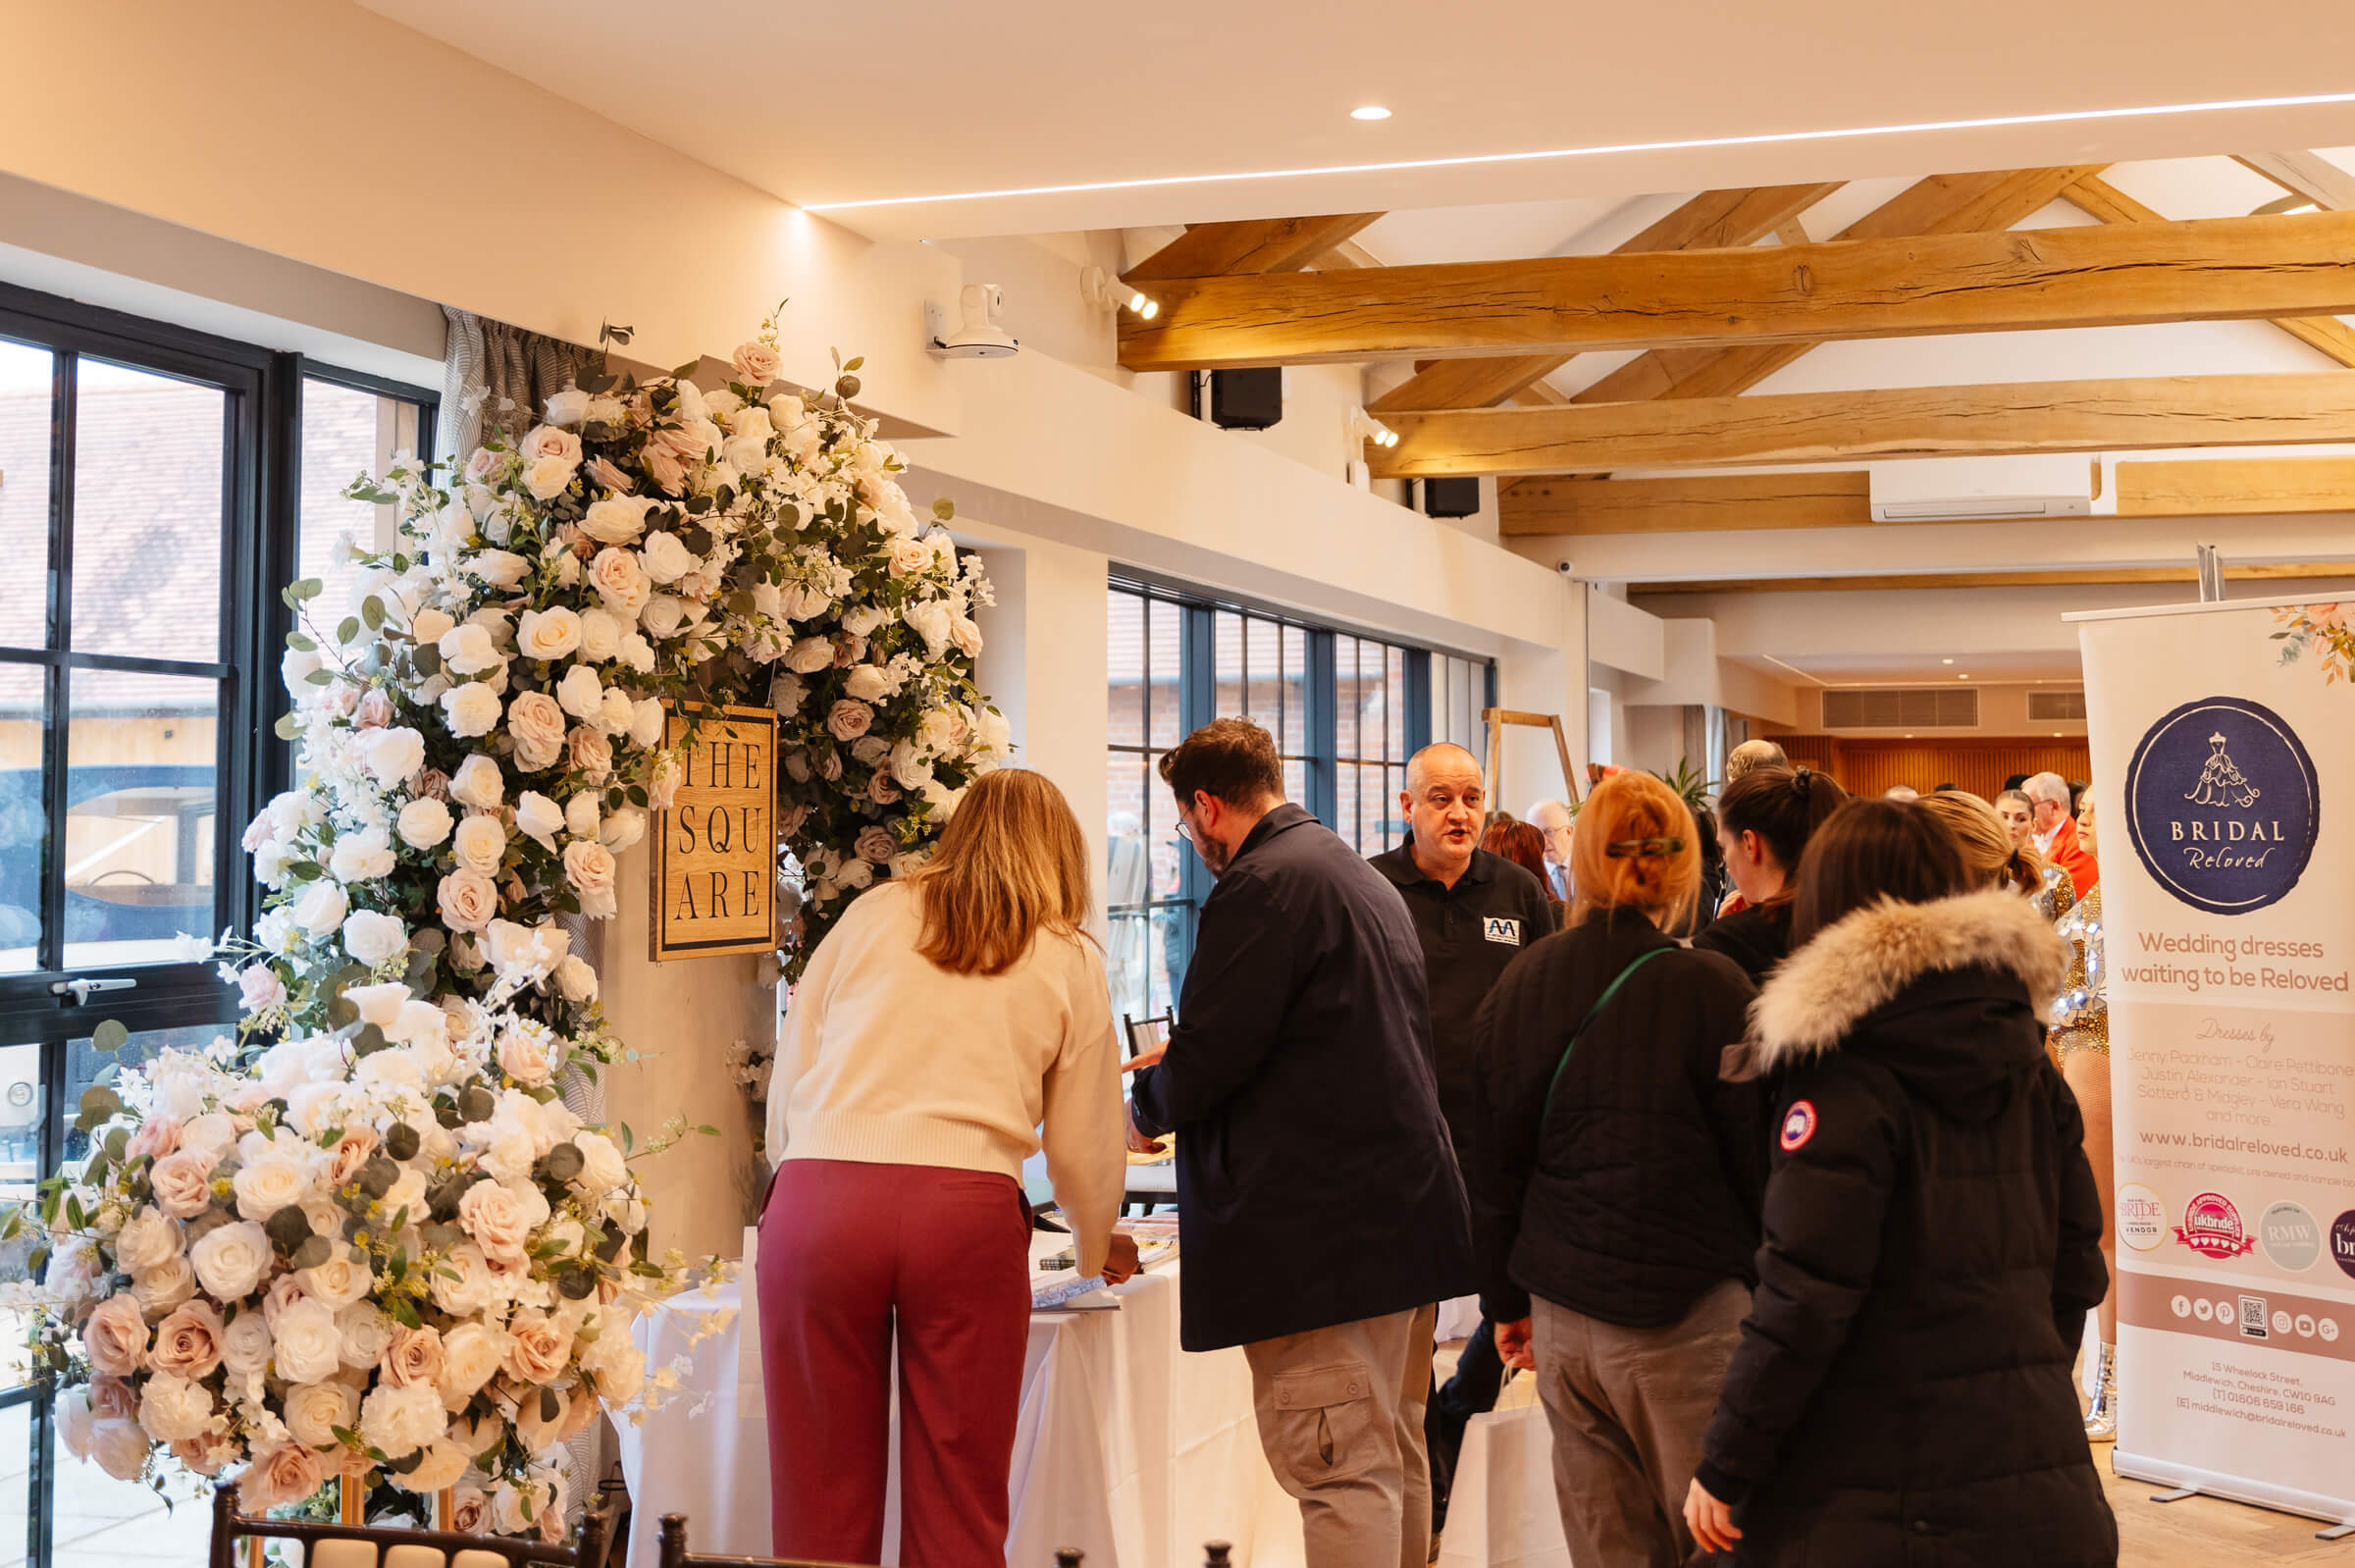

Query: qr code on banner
(2239, 1295), (2270, 1339)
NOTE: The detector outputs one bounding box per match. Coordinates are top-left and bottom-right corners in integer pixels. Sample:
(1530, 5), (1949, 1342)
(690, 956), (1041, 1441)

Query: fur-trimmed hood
(1752, 888), (2069, 1072)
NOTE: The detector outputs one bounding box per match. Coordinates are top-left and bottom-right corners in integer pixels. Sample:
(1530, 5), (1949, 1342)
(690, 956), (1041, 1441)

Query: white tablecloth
(613, 1250), (1306, 1567)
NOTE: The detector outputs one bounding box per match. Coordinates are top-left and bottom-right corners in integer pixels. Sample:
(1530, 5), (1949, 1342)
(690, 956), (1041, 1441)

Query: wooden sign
(650, 703), (777, 962)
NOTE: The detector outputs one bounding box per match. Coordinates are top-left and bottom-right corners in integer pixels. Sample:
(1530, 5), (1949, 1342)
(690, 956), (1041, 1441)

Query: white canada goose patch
(1481, 916), (1521, 946)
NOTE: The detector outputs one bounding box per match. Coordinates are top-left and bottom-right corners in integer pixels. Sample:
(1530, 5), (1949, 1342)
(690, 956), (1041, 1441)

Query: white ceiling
(360, 0), (2355, 238)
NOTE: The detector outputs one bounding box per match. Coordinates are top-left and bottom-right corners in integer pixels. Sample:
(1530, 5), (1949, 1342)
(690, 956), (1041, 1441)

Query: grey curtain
(438, 308), (600, 466)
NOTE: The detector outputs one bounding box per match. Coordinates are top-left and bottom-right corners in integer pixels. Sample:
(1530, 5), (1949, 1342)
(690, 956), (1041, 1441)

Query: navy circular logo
(2123, 696), (2320, 915)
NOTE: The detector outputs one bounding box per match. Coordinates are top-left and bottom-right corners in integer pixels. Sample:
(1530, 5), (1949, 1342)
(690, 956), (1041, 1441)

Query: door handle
(50, 976), (137, 1006)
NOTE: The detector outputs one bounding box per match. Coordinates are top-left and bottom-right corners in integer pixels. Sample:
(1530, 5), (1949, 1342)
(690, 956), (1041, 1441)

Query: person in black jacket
(1686, 800), (2117, 1567)
(1128, 718), (1473, 1568)
(1693, 765), (1849, 983)
(1468, 770), (1763, 1568)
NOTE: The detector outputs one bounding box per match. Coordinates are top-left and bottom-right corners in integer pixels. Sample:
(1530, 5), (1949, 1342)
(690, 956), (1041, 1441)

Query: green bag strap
(1542, 946), (1674, 1115)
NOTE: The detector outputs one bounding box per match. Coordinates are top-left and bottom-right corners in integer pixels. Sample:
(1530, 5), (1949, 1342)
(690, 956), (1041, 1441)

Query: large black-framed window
(1105, 574), (1493, 1027)
(0, 281), (434, 1568)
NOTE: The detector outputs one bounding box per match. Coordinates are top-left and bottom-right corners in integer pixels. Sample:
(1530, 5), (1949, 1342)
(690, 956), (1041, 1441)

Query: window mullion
(1306, 629), (1337, 828)
(38, 350), (75, 979)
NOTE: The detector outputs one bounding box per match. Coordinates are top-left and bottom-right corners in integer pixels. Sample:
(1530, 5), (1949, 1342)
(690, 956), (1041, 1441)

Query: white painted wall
(2, 0), (963, 433)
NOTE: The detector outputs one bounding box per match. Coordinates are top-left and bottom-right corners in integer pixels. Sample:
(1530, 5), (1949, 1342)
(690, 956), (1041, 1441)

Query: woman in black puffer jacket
(1686, 800), (2117, 1567)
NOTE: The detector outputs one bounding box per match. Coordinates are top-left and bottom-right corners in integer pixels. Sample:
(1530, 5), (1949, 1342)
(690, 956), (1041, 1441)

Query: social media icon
(2172, 1294), (2193, 1319)
(2321, 1319), (2340, 1343)
(2274, 1310), (2294, 1334)
(2195, 1298), (2216, 1322)
(2295, 1314), (2317, 1338)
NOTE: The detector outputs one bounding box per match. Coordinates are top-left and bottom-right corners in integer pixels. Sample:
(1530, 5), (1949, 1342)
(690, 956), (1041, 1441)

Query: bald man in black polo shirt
(1369, 743), (1556, 1545)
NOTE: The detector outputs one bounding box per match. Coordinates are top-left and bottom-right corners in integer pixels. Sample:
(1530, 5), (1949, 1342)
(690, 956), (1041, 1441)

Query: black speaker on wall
(1208, 368), (1283, 430)
(1422, 476), (1481, 518)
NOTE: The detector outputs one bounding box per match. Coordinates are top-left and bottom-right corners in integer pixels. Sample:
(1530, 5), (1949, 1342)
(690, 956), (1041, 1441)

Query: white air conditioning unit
(1868, 456), (2107, 523)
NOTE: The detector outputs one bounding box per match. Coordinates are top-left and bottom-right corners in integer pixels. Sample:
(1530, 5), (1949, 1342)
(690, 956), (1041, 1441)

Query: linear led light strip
(805, 90), (2355, 212)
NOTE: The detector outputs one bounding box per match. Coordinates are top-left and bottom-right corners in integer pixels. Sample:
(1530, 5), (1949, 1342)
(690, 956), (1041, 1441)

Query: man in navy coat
(1129, 717), (1473, 1568)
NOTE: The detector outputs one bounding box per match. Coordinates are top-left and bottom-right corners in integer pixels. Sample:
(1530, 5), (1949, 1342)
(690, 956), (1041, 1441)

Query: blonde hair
(911, 768), (1093, 975)
(1915, 790), (2043, 898)
(1569, 771), (1701, 930)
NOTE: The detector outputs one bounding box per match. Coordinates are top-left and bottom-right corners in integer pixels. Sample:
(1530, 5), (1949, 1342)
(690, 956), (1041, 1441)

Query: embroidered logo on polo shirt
(1779, 1100), (1817, 1152)
(1480, 916), (1521, 946)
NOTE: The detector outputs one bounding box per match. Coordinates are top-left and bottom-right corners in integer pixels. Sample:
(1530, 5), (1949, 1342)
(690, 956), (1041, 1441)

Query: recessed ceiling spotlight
(1959, 673), (1969, 679)
(1942, 657), (1955, 664)
(1350, 105), (1392, 121)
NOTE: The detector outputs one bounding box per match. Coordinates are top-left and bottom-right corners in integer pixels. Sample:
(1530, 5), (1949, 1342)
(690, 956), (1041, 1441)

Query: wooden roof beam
(1499, 457), (2355, 537)
(1120, 195), (2355, 375)
(1566, 165), (2105, 407)
(1368, 183), (1845, 413)
(1123, 214), (1385, 281)
(2064, 173), (2355, 369)
(1375, 372), (2355, 479)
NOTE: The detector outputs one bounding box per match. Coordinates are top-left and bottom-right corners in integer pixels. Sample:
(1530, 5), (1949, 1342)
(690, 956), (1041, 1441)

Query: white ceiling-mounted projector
(926, 284), (1020, 359)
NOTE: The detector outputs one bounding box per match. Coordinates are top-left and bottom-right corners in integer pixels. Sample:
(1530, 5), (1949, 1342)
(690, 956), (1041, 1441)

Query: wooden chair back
(207, 1481), (612, 1568)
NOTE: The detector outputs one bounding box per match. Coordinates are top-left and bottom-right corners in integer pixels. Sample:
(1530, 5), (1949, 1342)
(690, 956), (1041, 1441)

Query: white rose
(615, 632), (654, 673)
(302, 1253), (376, 1314)
(784, 636), (833, 674)
(580, 496), (652, 548)
(284, 1381), (358, 1448)
(554, 664), (603, 722)
(450, 813), (508, 873)
(359, 725), (424, 785)
(577, 607), (622, 662)
(438, 1321), (508, 1406)
(394, 1440), (474, 1495)
(904, 600), (953, 656)
(514, 792), (565, 849)
(638, 595), (687, 640)
(221, 1309), (275, 1381)
(522, 454), (575, 500)
(437, 869), (499, 933)
(447, 753), (504, 809)
(600, 807), (647, 853)
(336, 1302), (396, 1368)
(438, 623), (501, 677)
(571, 1131), (627, 1196)
(553, 955), (599, 1003)
(113, 1206), (183, 1274)
(342, 981), (410, 1028)
(233, 1156), (310, 1222)
(137, 1372), (215, 1443)
(842, 665), (889, 702)
(562, 841), (617, 918)
(388, 1000), (447, 1050)
(545, 386), (591, 427)
(291, 879), (348, 937)
(341, 910), (407, 968)
(410, 607), (456, 646)
(359, 1381), (445, 1461)
(563, 790), (600, 842)
(326, 823), (393, 884)
(516, 607), (583, 661)
(395, 797), (453, 849)
(90, 1418), (151, 1482)
(272, 1299), (343, 1385)
(281, 647), (322, 695)
(130, 1257), (197, 1317)
(887, 536), (935, 578)
(638, 531), (697, 586)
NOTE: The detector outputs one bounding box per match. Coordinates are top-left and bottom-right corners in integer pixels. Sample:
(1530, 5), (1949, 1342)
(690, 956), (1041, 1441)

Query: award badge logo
(1480, 916), (1521, 946)
(2176, 1191), (2258, 1258)
(2123, 696), (2321, 915)
(2260, 1200), (2324, 1272)
(1778, 1100), (1817, 1152)
(2332, 1210), (2355, 1282)
(2116, 1182), (2169, 1252)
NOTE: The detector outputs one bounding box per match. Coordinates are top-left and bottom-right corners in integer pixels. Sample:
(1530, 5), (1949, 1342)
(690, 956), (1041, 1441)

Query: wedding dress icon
(2184, 731), (2261, 808)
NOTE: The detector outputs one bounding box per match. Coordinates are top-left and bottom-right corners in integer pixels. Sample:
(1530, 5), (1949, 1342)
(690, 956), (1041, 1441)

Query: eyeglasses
(1175, 817), (1196, 843)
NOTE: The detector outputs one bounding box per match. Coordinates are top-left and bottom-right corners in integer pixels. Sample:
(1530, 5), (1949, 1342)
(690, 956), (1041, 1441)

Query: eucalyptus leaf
(304, 667), (336, 686)
(90, 1019), (129, 1054)
(361, 597), (386, 632)
(412, 643), (442, 676)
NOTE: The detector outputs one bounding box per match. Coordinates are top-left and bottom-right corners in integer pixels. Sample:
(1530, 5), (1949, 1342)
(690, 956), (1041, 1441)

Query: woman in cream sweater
(758, 767), (1129, 1566)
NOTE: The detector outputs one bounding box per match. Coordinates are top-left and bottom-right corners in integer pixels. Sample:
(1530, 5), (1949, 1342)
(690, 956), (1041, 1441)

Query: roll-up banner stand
(2072, 596), (2355, 1529)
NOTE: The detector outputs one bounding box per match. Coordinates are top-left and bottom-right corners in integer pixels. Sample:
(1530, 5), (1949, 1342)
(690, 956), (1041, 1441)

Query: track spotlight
(1083, 266), (1160, 319)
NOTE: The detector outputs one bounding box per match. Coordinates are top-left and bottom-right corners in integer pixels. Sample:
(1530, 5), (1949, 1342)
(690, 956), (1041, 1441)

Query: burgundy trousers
(757, 1158), (1031, 1567)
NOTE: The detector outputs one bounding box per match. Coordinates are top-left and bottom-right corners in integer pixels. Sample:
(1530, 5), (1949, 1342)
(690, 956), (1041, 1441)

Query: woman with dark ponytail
(1694, 766), (1850, 982)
